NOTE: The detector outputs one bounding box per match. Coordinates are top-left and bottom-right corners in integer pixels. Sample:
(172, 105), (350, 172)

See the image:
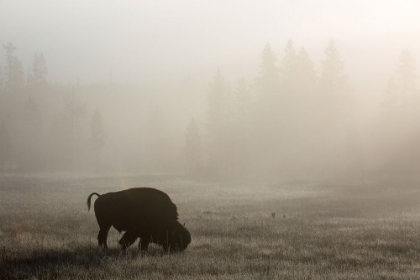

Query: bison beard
(87, 188), (191, 252)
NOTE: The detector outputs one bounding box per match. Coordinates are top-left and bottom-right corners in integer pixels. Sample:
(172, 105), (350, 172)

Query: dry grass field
(1, 174), (420, 279)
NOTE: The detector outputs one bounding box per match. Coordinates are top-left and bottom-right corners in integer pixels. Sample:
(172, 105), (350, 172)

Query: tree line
(0, 41), (418, 181)
(0, 43), (105, 172)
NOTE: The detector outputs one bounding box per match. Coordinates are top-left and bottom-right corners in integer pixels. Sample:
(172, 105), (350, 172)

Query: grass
(1, 174), (420, 279)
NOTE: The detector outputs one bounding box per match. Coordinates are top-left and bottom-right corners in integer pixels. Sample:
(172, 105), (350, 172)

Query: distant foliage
(0, 40), (418, 179)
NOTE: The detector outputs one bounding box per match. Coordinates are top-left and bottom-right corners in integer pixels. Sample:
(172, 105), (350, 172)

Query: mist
(1, 0), (420, 183)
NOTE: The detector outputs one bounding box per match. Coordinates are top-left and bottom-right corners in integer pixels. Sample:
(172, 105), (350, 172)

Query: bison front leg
(119, 231), (138, 250)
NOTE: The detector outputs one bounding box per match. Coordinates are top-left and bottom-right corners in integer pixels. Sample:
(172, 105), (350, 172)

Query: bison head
(168, 222), (191, 252)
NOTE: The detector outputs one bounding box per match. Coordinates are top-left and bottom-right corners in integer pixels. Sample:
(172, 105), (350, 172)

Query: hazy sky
(1, 0), (419, 84)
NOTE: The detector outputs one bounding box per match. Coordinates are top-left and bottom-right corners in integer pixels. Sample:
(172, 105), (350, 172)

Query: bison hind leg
(98, 226), (110, 249)
(119, 231), (138, 250)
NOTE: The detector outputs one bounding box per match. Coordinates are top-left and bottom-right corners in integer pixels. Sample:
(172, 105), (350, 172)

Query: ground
(1, 174), (420, 279)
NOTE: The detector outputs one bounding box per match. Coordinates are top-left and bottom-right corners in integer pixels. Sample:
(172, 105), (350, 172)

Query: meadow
(1, 174), (420, 279)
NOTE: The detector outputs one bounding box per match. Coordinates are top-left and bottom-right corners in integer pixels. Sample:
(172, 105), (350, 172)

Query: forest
(0, 40), (418, 182)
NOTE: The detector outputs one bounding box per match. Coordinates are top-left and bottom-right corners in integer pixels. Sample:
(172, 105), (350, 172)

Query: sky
(1, 0), (419, 84)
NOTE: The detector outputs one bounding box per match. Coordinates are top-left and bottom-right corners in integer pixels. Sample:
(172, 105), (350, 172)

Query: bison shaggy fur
(87, 187), (191, 252)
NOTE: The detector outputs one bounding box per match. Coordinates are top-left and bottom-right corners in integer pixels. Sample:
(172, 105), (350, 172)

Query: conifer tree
(281, 40), (297, 88)
(317, 40), (352, 176)
(257, 43), (280, 104)
(31, 53), (48, 90)
(3, 42), (25, 93)
(295, 48), (317, 92)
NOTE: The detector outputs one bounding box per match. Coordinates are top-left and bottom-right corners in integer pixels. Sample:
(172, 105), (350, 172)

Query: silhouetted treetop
(320, 40), (346, 91)
(31, 53), (48, 90)
(281, 40), (297, 84)
(3, 42), (25, 92)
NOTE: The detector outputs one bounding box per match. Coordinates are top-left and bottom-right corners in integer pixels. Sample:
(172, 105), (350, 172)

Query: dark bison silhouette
(87, 187), (191, 252)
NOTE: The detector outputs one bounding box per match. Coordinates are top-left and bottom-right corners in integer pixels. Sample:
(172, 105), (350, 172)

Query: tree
(318, 40), (349, 122)
(317, 40), (353, 177)
(253, 43), (282, 174)
(320, 41), (347, 95)
(280, 40), (297, 88)
(257, 43), (280, 104)
(3, 42), (25, 93)
(184, 118), (201, 174)
(295, 48), (317, 92)
(31, 53), (48, 91)
(382, 50), (417, 124)
(3, 42), (16, 91)
(89, 110), (106, 171)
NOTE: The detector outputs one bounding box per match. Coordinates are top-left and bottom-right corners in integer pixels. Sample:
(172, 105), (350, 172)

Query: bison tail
(87, 192), (101, 211)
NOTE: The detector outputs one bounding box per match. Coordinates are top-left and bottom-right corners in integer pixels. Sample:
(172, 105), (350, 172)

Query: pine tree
(295, 48), (317, 92)
(257, 43), (280, 104)
(253, 43), (282, 173)
(281, 40), (297, 88)
(3, 42), (25, 93)
(320, 40), (347, 94)
(317, 40), (352, 176)
(318, 40), (349, 122)
(3, 42), (16, 91)
(31, 53), (48, 90)
(184, 118), (201, 174)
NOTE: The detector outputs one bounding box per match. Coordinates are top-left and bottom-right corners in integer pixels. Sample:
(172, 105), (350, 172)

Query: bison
(87, 187), (191, 253)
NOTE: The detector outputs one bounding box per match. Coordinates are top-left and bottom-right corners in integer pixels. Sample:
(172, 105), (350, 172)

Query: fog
(1, 0), (419, 182)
